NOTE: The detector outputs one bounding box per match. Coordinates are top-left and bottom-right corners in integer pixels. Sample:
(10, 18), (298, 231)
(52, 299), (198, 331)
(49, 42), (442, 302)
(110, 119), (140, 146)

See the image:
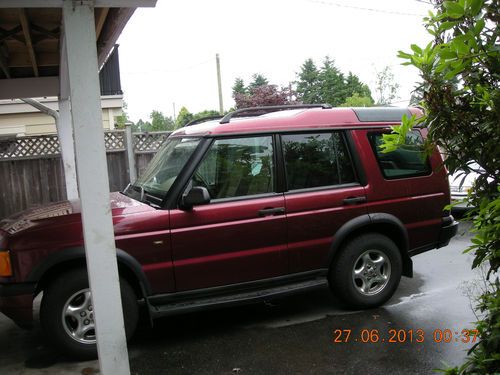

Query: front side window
(191, 136), (274, 200)
(131, 137), (201, 201)
(370, 130), (431, 179)
(282, 132), (356, 190)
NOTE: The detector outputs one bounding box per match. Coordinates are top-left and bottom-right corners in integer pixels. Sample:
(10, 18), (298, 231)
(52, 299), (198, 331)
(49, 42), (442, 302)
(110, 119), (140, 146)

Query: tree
(232, 78), (246, 96)
(295, 57), (372, 107)
(150, 110), (175, 131)
(345, 72), (372, 100)
(340, 93), (374, 107)
(296, 58), (322, 104)
(374, 66), (400, 105)
(191, 109), (222, 123)
(383, 1), (499, 373)
(175, 107), (194, 128)
(114, 100), (130, 129)
(234, 84), (293, 109)
(133, 119), (150, 132)
(232, 74), (295, 109)
(248, 73), (269, 90)
(318, 56), (347, 106)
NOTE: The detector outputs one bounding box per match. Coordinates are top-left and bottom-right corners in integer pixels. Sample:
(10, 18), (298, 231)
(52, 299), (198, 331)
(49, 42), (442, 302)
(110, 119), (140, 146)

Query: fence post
(124, 122), (137, 183)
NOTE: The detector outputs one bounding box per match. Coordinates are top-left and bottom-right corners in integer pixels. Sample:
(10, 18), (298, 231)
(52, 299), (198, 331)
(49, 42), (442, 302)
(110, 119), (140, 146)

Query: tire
(40, 268), (139, 360)
(329, 233), (402, 309)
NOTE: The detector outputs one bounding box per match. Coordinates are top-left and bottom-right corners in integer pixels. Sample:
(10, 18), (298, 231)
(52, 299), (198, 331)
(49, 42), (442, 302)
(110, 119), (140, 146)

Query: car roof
(171, 107), (423, 137)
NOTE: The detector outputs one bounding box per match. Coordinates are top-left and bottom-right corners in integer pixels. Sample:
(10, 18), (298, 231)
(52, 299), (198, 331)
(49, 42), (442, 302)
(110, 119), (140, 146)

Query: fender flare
(326, 213), (412, 277)
(27, 246), (152, 295)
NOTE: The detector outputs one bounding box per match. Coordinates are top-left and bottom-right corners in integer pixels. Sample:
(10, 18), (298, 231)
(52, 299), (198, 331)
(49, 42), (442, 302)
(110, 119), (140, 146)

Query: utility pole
(172, 102), (176, 122)
(216, 53), (224, 115)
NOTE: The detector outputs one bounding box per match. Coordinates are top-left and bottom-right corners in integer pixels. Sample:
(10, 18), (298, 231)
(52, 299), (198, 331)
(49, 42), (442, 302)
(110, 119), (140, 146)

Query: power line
(305, 0), (427, 17)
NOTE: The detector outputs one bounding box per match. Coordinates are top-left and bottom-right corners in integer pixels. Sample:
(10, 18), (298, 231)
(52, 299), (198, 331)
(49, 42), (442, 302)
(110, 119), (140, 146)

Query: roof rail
(185, 115), (223, 127)
(219, 104), (332, 124)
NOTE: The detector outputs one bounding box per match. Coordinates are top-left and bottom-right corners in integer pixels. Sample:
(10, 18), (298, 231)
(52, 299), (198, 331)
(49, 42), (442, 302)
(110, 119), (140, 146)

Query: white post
(124, 122), (137, 183)
(62, 2), (130, 374)
(57, 98), (79, 200)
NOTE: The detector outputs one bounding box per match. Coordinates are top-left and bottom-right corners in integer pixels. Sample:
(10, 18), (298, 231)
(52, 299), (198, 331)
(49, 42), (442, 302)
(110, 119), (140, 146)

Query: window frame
(368, 130), (432, 180)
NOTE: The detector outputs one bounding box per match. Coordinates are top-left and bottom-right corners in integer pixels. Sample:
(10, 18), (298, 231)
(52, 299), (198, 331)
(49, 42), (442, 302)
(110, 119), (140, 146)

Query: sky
(117, 0), (434, 123)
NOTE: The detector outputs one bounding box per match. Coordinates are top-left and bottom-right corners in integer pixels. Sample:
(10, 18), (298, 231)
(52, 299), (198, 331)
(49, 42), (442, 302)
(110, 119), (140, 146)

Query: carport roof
(0, 1), (155, 99)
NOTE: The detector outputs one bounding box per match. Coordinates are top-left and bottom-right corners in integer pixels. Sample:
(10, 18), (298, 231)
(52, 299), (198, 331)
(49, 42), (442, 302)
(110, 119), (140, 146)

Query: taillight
(0, 251), (12, 277)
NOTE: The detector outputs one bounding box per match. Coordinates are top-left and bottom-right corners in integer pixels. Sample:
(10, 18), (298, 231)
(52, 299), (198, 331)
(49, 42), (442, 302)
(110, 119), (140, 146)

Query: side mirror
(181, 186), (211, 209)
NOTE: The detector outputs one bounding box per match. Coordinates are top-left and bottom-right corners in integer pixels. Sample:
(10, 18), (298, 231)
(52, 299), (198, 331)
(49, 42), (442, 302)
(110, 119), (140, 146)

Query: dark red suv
(0, 105), (458, 358)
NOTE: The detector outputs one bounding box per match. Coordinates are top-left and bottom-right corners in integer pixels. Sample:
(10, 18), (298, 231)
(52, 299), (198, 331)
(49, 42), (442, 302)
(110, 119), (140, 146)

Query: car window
(132, 137), (201, 200)
(192, 136), (275, 200)
(369, 130), (431, 179)
(281, 132), (356, 190)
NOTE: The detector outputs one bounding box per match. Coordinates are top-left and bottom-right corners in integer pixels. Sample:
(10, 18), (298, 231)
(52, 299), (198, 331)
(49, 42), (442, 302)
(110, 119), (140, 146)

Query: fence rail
(0, 130), (171, 219)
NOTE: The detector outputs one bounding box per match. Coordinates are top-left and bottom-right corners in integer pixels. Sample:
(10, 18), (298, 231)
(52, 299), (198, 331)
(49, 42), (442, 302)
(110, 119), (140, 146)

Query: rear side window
(369, 130), (431, 179)
(281, 132), (356, 190)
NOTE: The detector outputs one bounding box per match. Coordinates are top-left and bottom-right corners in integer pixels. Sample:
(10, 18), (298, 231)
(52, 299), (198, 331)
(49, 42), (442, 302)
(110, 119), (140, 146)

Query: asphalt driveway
(0, 222), (479, 374)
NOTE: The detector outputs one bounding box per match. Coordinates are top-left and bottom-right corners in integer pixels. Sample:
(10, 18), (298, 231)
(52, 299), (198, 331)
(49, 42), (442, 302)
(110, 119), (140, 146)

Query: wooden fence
(0, 130), (170, 219)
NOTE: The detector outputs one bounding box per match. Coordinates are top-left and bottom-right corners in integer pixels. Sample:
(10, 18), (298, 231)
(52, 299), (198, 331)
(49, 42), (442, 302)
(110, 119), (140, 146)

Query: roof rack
(185, 115), (224, 127)
(219, 104), (332, 124)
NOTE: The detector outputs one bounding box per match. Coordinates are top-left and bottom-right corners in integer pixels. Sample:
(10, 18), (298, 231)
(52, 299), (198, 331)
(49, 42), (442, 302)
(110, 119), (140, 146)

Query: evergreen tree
(248, 73), (269, 90)
(296, 58), (321, 104)
(318, 56), (347, 107)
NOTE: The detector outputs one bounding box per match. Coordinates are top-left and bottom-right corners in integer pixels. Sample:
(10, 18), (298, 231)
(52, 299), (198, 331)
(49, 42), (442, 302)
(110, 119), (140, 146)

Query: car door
(280, 131), (368, 273)
(169, 135), (288, 291)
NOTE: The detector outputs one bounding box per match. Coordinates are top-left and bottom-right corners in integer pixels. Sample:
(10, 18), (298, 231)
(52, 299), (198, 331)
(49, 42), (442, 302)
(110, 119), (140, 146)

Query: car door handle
(258, 207), (286, 217)
(343, 196), (367, 205)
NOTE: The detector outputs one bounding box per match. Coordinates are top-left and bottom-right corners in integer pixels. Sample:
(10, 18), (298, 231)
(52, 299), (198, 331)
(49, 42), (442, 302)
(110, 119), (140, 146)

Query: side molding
(27, 246), (152, 295)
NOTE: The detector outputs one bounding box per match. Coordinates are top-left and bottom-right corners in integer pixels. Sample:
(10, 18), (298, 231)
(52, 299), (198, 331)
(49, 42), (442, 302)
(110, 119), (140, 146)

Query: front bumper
(437, 215), (459, 248)
(0, 282), (36, 328)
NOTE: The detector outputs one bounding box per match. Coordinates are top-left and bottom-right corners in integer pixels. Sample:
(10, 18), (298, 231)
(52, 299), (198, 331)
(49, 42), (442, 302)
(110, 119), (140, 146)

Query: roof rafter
(0, 26), (23, 44)
(31, 24), (60, 40)
(95, 8), (109, 41)
(18, 8), (38, 77)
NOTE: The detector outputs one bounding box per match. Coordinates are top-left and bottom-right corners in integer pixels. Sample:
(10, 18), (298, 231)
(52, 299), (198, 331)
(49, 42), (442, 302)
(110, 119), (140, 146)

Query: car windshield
(125, 137), (201, 205)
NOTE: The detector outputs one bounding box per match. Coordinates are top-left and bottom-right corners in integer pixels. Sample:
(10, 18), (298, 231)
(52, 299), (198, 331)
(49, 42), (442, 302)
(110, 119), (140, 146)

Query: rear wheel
(329, 233), (402, 308)
(40, 269), (139, 360)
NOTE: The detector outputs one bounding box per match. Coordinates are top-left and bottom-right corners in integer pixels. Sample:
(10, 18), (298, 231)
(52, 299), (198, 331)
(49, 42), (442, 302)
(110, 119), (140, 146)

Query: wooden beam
(31, 24), (60, 39)
(8, 52), (58, 67)
(0, 77), (59, 100)
(95, 8), (109, 41)
(1, 0), (156, 7)
(0, 26), (24, 44)
(18, 9), (39, 77)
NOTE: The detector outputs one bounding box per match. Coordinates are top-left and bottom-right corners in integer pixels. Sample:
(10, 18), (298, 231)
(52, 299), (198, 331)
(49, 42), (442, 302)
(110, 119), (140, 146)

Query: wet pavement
(0, 222), (481, 374)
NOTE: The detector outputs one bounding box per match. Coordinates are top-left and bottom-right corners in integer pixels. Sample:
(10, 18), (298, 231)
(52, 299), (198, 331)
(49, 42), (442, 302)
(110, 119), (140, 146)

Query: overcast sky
(117, 0), (434, 122)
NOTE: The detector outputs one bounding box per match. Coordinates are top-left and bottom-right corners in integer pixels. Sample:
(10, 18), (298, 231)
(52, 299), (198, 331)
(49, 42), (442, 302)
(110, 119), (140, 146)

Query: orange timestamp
(333, 328), (480, 344)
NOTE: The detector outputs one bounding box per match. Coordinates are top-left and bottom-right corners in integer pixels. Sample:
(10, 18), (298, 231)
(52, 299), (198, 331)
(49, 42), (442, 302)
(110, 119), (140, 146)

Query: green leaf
(444, 1), (465, 18)
(439, 49), (458, 59)
(467, 0), (483, 15)
(474, 18), (485, 34)
(397, 50), (413, 59)
(439, 21), (459, 31)
(410, 44), (423, 55)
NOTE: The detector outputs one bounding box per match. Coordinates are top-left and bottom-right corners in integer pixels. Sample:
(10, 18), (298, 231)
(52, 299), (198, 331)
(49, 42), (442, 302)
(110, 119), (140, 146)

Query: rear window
(369, 131), (431, 179)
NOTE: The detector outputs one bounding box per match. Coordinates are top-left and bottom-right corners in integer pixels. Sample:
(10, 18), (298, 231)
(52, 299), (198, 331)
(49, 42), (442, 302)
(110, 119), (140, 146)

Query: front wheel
(329, 233), (402, 309)
(40, 269), (139, 360)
